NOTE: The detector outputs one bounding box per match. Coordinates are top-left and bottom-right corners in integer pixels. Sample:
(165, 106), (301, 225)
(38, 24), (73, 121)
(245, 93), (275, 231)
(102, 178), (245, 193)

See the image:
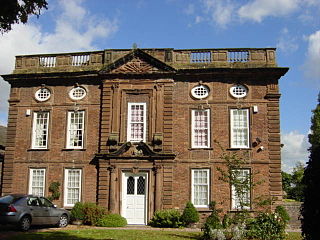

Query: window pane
(192, 109), (210, 148)
(137, 176), (145, 195)
(192, 169), (209, 207)
(32, 112), (49, 148)
(128, 103), (146, 142)
(231, 109), (249, 148)
(127, 176), (134, 195)
(232, 169), (250, 209)
(65, 169), (81, 205)
(30, 169), (45, 196)
(67, 111), (85, 148)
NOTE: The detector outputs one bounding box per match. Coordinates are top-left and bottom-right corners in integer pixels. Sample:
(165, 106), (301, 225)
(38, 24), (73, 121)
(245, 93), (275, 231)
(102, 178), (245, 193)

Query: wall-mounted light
(26, 109), (31, 116)
(253, 105), (258, 113)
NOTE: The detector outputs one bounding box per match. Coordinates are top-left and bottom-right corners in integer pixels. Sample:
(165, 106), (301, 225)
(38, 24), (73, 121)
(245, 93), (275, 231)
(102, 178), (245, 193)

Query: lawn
(4, 228), (302, 240)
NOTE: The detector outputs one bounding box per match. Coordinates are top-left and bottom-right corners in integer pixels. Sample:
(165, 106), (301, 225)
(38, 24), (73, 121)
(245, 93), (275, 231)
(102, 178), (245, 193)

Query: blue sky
(0, 0), (319, 172)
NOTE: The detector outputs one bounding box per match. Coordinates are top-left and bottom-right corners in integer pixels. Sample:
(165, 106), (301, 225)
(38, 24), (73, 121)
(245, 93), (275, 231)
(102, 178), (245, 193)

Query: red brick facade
(1, 48), (288, 224)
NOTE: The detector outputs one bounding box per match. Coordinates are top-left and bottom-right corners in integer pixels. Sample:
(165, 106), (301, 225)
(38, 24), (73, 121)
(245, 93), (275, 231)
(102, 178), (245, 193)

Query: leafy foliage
(181, 201), (199, 226)
(70, 202), (85, 221)
(0, 0), (48, 33)
(275, 205), (290, 225)
(149, 209), (182, 228)
(70, 202), (107, 225)
(82, 202), (107, 226)
(301, 92), (320, 240)
(47, 182), (60, 201)
(246, 212), (286, 240)
(282, 163), (305, 201)
(96, 214), (127, 227)
(202, 201), (223, 239)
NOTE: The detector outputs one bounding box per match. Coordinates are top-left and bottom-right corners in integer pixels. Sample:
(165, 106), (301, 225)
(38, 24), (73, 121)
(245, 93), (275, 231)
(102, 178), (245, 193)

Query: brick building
(1, 48), (288, 224)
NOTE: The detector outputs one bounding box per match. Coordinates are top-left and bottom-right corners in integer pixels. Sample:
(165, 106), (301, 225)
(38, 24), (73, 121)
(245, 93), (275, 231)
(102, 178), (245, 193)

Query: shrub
(82, 202), (107, 226)
(96, 214), (127, 227)
(275, 205), (290, 224)
(246, 212), (286, 240)
(149, 209), (182, 228)
(70, 202), (85, 221)
(181, 201), (199, 226)
(202, 201), (223, 240)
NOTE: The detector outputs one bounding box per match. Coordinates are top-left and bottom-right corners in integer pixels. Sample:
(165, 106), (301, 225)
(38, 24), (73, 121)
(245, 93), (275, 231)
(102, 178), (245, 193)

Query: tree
(282, 162), (305, 201)
(301, 93), (320, 240)
(0, 0), (48, 33)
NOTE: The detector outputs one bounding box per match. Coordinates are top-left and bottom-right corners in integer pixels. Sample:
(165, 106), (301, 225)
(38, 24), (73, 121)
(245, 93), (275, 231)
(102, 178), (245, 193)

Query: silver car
(0, 194), (70, 231)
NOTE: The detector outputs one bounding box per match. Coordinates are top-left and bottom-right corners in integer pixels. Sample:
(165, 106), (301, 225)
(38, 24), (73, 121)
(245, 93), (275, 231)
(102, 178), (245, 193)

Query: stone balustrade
(14, 48), (277, 73)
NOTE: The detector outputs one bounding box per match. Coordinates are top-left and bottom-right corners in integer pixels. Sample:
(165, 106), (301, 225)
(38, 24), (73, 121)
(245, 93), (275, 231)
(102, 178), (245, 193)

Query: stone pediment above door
(99, 49), (176, 74)
(96, 142), (176, 160)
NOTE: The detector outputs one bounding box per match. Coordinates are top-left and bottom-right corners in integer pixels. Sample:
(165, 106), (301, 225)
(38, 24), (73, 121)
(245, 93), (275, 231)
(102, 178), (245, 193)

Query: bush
(82, 202), (107, 225)
(181, 201), (199, 226)
(202, 201), (223, 240)
(96, 214), (127, 227)
(246, 212), (286, 240)
(70, 202), (85, 221)
(149, 209), (182, 228)
(275, 205), (290, 224)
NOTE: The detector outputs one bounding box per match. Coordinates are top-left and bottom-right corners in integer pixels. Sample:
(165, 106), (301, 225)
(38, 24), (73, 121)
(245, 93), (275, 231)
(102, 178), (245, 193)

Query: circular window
(35, 88), (51, 101)
(230, 85), (248, 98)
(69, 86), (87, 100)
(191, 85), (209, 99)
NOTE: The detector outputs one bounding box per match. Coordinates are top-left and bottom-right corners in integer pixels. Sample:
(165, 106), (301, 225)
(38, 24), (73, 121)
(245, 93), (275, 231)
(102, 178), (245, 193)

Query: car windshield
(0, 195), (23, 204)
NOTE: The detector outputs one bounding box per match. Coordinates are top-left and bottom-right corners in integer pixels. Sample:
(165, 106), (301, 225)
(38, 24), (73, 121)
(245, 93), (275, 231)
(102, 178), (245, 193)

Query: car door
(39, 197), (59, 225)
(27, 197), (44, 225)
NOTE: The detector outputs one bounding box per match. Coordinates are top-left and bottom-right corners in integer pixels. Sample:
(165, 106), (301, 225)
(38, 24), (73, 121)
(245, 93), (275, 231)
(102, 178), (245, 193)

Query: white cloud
(238, 0), (299, 22)
(276, 28), (299, 54)
(202, 0), (236, 27)
(281, 131), (310, 172)
(303, 30), (320, 83)
(0, 0), (118, 125)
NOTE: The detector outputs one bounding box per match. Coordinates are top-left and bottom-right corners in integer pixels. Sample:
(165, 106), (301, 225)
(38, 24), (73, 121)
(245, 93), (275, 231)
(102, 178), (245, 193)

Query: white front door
(122, 172), (148, 225)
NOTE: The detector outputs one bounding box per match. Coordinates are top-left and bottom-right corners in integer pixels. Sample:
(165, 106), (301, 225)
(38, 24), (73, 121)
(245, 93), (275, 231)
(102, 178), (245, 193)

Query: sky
(0, 0), (319, 172)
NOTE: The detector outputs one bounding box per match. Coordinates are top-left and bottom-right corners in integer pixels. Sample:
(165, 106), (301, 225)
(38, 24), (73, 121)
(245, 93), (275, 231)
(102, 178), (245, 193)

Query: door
(122, 172), (148, 225)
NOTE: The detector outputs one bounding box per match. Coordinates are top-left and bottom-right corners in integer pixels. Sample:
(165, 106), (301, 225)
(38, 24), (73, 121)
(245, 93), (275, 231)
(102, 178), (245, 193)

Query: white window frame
(28, 168), (46, 197)
(69, 86), (87, 100)
(231, 169), (251, 210)
(191, 109), (210, 148)
(64, 169), (82, 207)
(191, 169), (210, 208)
(230, 109), (250, 148)
(127, 102), (147, 142)
(31, 111), (49, 149)
(66, 111), (85, 149)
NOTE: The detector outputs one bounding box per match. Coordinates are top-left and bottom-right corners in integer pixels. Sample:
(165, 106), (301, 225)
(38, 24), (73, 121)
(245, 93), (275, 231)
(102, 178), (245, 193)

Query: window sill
(228, 209), (253, 213)
(62, 148), (86, 151)
(189, 147), (213, 150)
(27, 148), (49, 151)
(227, 148), (251, 151)
(195, 207), (211, 212)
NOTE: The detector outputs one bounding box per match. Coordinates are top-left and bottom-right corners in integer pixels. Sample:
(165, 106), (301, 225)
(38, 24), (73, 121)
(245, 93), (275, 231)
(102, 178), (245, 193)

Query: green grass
(9, 229), (202, 240)
(2, 228), (302, 240)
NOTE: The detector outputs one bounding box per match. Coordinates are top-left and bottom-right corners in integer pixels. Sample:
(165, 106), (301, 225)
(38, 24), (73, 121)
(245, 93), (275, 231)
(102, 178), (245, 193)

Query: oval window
(230, 85), (248, 98)
(69, 86), (87, 100)
(191, 85), (209, 99)
(35, 88), (51, 102)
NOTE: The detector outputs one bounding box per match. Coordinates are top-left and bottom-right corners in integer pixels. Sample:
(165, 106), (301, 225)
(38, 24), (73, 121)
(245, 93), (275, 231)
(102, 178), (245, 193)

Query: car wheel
(58, 214), (68, 228)
(19, 216), (31, 231)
